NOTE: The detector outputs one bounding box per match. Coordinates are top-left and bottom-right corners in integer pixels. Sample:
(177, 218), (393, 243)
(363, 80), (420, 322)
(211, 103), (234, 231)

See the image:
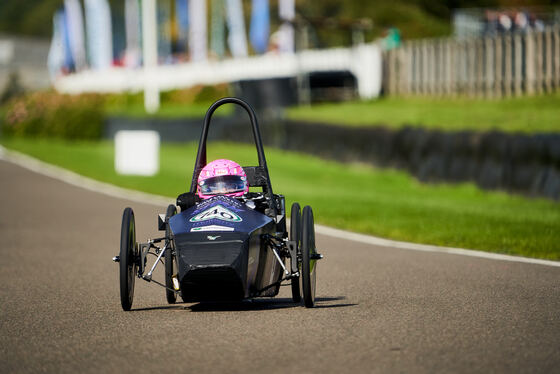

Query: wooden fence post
(495, 34), (503, 98)
(553, 26), (560, 89)
(504, 33), (512, 97)
(525, 30), (535, 95)
(433, 40), (438, 96)
(475, 37), (483, 97)
(422, 40), (428, 95)
(485, 37), (493, 98)
(445, 38), (452, 96)
(389, 49), (397, 95)
(381, 27), (558, 99)
(449, 39), (455, 96)
(430, 40), (438, 95)
(398, 45), (405, 96)
(514, 33), (522, 97)
(413, 42), (420, 94)
(545, 29), (553, 93)
(535, 31), (543, 94)
(456, 40), (464, 95)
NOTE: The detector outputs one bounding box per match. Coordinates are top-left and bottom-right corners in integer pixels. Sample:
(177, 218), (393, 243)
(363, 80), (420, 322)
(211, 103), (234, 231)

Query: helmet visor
(199, 175), (247, 196)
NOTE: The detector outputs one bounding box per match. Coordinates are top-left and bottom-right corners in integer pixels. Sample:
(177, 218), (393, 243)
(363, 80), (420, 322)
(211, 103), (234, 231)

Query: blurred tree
(0, 0), (558, 42)
(0, 0), (61, 37)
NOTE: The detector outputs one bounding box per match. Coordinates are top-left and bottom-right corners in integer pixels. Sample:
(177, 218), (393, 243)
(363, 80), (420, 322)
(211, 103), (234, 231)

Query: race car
(113, 97), (322, 310)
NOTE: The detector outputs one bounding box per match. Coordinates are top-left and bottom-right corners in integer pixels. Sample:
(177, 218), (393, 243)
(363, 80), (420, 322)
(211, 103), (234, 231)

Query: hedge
(1, 92), (106, 140)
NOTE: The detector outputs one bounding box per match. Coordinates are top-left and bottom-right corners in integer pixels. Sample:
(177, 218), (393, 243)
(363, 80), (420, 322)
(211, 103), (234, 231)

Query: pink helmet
(197, 159), (249, 199)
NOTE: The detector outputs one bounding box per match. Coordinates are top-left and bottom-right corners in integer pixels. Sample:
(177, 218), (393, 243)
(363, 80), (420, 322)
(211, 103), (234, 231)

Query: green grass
(2, 137), (559, 260)
(286, 94), (560, 133)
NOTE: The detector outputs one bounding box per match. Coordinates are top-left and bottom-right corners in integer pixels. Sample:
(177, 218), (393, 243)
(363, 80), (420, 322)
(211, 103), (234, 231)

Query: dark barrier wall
(105, 117), (560, 200)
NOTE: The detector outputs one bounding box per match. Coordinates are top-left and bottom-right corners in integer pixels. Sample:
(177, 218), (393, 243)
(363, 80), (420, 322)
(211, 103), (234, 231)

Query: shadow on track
(129, 296), (356, 312)
(130, 305), (187, 312)
(187, 296), (356, 312)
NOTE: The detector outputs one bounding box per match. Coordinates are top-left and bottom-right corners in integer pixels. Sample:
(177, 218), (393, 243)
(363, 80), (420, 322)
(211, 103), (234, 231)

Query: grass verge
(286, 93), (560, 134)
(1, 137), (559, 260)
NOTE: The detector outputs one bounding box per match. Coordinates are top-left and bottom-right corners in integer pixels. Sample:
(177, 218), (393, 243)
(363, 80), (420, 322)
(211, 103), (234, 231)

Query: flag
(278, 0), (294, 54)
(47, 10), (66, 79)
(84, 0), (113, 70)
(124, 0), (141, 67)
(64, 0), (87, 71)
(175, 0), (189, 54)
(157, 0), (173, 61)
(189, 0), (207, 61)
(59, 8), (74, 71)
(225, 0), (248, 58)
(210, 0), (225, 59)
(249, 0), (269, 54)
(279, 0), (294, 21)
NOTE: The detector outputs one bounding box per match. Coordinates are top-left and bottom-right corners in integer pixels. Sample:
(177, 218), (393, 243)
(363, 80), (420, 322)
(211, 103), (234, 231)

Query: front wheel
(290, 203), (302, 303)
(165, 204), (178, 304)
(119, 207), (137, 311)
(301, 206), (317, 308)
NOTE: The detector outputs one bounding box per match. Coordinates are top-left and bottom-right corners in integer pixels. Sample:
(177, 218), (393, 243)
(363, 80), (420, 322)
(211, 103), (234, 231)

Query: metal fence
(383, 26), (560, 97)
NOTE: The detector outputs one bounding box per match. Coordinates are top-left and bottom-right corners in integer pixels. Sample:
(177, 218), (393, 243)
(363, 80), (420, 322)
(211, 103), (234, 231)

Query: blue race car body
(169, 195), (283, 301)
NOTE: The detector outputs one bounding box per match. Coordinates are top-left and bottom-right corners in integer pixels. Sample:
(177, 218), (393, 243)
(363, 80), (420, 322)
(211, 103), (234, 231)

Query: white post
(142, 0), (159, 114)
(352, 44), (382, 99)
(115, 131), (160, 176)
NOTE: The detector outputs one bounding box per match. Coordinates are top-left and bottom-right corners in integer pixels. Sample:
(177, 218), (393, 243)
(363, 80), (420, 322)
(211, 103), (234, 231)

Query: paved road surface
(1, 159), (559, 373)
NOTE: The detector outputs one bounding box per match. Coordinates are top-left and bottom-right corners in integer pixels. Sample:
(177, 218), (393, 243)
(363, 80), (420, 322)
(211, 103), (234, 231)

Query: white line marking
(0, 145), (172, 207)
(2, 145), (559, 268)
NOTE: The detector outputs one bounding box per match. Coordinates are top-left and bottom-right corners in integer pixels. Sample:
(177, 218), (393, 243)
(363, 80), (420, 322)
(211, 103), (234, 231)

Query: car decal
(189, 204), (242, 223)
(190, 225), (235, 232)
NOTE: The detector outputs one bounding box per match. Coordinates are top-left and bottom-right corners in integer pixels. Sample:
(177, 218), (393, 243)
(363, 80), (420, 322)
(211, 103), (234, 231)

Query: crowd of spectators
(482, 9), (548, 35)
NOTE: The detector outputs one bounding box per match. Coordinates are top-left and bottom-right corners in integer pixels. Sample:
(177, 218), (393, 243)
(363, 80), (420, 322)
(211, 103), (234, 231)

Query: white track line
(2, 145), (559, 268)
(0, 145), (173, 207)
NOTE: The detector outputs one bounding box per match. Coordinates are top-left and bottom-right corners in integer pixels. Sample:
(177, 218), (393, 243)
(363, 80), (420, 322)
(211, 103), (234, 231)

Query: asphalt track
(1, 159), (559, 373)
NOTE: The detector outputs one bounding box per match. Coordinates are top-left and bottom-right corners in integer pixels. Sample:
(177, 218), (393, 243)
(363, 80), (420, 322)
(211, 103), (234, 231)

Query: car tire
(290, 202), (302, 303)
(120, 207), (137, 311)
(165, 204), (178, 304)
(301, 205), (317, 308)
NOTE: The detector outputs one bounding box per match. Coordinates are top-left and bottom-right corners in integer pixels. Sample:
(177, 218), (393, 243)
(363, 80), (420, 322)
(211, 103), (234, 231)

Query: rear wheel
(119, 207), (137, 311)
(301, 206), (317, 308)
(165, 204), (178, 304)
(290, 203), (302, 303)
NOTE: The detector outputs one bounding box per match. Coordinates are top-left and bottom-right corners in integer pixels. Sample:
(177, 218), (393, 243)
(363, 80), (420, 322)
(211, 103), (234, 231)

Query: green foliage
(1, 138), (558, 260)
(193, 84), (231, 103)
(0, 72), (25, 104)
(104, 85), (232, 118)
(1, 91), (105, 139)
(0, 0), (60, 37)
(298, 0), (452, 45)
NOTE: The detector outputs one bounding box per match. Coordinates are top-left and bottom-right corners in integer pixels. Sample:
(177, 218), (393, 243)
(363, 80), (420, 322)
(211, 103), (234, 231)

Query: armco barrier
(105, 117), (560, 200)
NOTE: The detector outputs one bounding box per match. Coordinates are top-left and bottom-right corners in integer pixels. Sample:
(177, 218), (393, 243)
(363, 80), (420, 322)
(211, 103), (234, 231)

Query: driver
(197, 159), (249, 199)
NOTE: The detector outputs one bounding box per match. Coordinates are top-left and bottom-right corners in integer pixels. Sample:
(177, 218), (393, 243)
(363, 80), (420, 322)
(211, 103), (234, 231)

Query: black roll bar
(189, 97), (277, 215)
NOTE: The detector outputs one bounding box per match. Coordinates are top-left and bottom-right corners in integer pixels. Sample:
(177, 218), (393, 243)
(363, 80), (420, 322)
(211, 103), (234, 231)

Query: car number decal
(189, 205), (242, 223)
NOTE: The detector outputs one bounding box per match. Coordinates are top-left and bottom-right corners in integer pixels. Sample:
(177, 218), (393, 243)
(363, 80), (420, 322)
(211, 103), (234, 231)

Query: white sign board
(115, 130), (160, 176)
(0, 40), (14, 65)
